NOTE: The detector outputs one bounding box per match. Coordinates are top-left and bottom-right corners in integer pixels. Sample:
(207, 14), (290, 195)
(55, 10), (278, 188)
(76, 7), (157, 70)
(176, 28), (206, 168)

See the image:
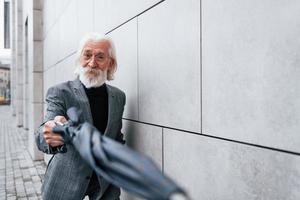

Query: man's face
(79, 40), (112, 79)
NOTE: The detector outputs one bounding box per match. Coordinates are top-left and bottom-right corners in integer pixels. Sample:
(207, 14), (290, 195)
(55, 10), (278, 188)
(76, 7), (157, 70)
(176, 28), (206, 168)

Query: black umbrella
(53, 107), (188, 200)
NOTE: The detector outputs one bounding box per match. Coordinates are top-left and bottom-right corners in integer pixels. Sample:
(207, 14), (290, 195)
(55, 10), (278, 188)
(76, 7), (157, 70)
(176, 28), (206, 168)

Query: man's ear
(109, 58), (115, 69)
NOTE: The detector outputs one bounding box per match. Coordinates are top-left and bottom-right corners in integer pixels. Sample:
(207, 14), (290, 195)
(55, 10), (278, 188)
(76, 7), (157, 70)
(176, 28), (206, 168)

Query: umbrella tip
(169, 193), (191, 200)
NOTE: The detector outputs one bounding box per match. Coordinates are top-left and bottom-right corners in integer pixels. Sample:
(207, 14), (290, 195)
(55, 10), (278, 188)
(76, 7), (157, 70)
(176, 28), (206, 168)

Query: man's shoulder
(106, 84), (125, 96)
(48, 79), (77, 92)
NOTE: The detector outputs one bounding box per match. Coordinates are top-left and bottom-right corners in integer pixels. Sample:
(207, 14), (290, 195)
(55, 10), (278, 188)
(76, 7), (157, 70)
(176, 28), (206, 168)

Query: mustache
(74, 66), (106, 78)
(83, 68), (103, 76)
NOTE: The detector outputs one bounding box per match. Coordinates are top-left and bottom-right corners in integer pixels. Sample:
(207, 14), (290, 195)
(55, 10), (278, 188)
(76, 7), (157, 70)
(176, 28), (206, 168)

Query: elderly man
(35, 33), (125, 200)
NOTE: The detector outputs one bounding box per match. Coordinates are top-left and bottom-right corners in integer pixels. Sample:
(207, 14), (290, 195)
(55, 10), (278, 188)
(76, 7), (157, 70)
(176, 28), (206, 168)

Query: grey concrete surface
(138, 0), (201, 132)
(121, 120), (163, 200)
(58, 0), (77, 60)
(164, 129), (300, 200)
(123, 120), (163, 168)
(109, 19), (139, 120)
(94, 0), (161, 33)
(202, 0), (300, 152)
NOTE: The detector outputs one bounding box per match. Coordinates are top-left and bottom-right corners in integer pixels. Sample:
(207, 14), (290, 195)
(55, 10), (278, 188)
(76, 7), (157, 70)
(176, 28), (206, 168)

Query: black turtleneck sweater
(83, 83), (108, 195)
(83, 83), (108, 134)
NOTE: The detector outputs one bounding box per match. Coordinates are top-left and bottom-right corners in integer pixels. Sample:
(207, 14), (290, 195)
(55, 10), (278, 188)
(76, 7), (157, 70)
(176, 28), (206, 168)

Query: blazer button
(86, 176), (90, 180)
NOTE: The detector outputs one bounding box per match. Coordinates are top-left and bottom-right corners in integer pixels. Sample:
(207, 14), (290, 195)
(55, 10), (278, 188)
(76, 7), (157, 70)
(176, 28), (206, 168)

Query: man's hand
(43, 116), (67, 147)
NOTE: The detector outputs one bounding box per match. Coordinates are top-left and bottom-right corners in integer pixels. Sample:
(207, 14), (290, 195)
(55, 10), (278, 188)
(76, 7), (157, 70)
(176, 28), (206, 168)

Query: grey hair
(75, 32), (117, 80)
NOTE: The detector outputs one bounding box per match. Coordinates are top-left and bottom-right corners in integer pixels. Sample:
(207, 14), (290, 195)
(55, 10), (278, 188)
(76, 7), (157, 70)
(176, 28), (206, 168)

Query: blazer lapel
(104, 84), (116, 135)
(71, 78), (93, 124)
(71, 79), (116, 135)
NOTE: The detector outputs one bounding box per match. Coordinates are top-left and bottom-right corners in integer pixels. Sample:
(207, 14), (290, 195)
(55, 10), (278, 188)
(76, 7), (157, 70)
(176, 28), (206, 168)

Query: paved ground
(0, 105), (46, 200)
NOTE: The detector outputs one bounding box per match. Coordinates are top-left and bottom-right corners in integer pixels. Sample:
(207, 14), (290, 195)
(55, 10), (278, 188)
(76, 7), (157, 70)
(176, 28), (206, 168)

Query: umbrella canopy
(53, 107), (188, 200)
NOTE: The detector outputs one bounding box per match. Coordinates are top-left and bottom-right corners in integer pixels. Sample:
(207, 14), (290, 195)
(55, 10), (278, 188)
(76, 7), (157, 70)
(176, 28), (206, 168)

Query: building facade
(10, 0), (300, 199)
(0, 0), (11, 104)
(0, 67), (10, 104)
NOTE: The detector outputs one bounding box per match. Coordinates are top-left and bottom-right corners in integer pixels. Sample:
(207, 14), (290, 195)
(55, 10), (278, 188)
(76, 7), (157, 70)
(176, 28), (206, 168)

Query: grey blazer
(35, 78), (126, 200)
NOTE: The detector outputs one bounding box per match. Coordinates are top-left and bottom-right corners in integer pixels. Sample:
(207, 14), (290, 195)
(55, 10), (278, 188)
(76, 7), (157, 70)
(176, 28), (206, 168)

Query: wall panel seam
(106, 0), (166, 35)
(200, 0), (203, 135)
(122, 118), (300, 156)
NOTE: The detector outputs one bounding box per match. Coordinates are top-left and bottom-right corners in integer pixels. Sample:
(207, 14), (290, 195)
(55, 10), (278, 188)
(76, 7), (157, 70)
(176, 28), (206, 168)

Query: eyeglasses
(82, 52), (109, 63)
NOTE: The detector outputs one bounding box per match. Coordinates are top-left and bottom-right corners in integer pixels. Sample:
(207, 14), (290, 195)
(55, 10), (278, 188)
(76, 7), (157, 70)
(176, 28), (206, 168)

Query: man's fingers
(44, 134), (64, 141)
(43, 118), (66, 147)
(44, 120), (56, 128)
(45, 134), (65, 146)
(46, 140), (64, 147)
(43, 120), (56, 132)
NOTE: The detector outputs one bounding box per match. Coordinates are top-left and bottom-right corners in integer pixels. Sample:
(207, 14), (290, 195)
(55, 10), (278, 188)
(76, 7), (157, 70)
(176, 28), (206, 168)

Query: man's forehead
(83, 40), (110, 52)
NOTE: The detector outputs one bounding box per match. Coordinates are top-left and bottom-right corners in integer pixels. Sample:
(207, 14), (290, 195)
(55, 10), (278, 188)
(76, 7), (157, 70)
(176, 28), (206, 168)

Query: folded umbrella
(53, 107), (189, 200)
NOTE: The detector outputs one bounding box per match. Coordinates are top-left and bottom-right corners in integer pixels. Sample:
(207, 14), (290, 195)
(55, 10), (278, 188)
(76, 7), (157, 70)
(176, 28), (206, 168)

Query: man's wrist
(48, 144), (67, 154)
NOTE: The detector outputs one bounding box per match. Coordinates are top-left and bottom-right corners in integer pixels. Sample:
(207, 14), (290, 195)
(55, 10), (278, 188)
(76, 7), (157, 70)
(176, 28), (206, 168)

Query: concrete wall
(10, 0), (43, 160)
(9, 0), (300, 199)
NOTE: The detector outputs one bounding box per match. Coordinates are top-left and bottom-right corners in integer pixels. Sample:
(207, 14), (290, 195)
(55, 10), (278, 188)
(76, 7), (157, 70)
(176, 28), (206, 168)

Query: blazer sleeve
(35, 86), (67, 154)
(115, 91), (126, 144)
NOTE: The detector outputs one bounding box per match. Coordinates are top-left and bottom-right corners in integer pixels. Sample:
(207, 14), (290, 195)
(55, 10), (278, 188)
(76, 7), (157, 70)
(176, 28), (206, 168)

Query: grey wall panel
(43, 66), (57, 100)
(94, 0), (162, 33)
(121, 120), (162, 200)
(164, 129), (300, 200)
(43, 0), (70, 37)
(77, 0), (94, 39)
(43, 25), (59, 69)
(43, 0), (57, 37)
(55, 54), (77, 85)
(58, 1), (78, 61)
(138, 0), (201, 132)
(122, 120), (163, 168)
(109, 19), (138, 120)
(92, 0), (106, 34)
(56, 0), (71, 22)
(202, 0), (300, 152)
(45, 57), (76, 94)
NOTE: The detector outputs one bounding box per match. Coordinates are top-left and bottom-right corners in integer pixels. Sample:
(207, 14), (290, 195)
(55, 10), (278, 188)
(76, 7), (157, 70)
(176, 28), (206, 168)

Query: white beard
(74, 66), (107, 88)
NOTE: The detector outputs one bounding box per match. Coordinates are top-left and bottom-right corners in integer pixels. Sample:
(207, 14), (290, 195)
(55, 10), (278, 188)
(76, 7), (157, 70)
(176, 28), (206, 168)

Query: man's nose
(87, 56), (97, 68)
